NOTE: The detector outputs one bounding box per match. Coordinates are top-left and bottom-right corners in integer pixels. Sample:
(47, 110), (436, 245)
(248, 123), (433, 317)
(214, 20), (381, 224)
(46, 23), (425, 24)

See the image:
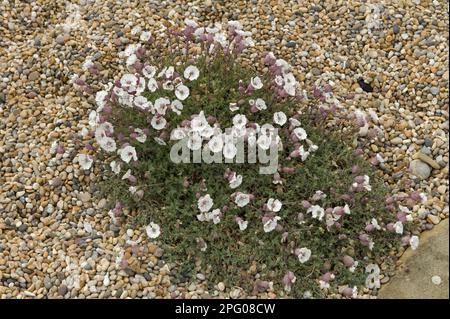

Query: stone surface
(409, 160), (432, 179)
(379, 219), (449, 299)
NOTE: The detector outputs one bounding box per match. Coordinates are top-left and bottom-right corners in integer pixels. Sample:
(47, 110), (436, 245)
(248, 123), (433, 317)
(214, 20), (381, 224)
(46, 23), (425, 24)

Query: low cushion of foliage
(75, 20), (421, 297)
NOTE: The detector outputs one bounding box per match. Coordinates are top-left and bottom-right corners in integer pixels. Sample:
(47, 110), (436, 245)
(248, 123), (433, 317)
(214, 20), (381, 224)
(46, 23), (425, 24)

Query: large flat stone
(378, 219), (449, 299)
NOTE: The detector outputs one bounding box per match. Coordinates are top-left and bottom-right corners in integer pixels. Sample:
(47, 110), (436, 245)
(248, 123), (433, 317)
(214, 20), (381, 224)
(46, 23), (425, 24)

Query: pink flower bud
(342, 287), (353, 297)
(365, 224), (375, 232)
(301, 200), (311, 209)
(386, 223), (395, 232)
(342, 255), (354, 267)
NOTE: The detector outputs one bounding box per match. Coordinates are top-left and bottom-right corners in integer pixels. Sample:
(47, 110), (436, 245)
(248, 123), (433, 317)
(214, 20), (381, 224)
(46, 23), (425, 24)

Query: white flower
(208, 134), (224, 153)
(140, 31), (151, 42)
(143, 65), (157, 79)
(232, 114), (247, 128)
(151, 116), (167, 130)
(134, 95), (151, 110)
(307, 205), (325, 221)
(235, 192), (250, 207)
(273, 112), (287, 126)
(175, 84), (190, 100)
(162, 80), (174, 91)
(362, 175), (372, 191)
(145, 222), (161, 239)
(187, 132), (202, 150)
(78, 154), (93, 170)
(198, 194), (213, 213)
(344, 204), (350, 214)
(126, 54), (137, 67)
(134, 128), (147, 143)
(250, 76), (263, 89)
(171, 99), (183, 115)
(394, 221), (404, 235)
(110, 161), (121, 174)
(410, 235), (419, 250)
(170, 128), (186, 140)
(348, 261), (359, 273)
(257, 135), (272, 150)
(237, 218), (248, 231)
(223, 142), (237, 159)
(229, 173), (242, 189)
(154, 97), (170, 115)
(154, 137), (166, 146)
(121, 169), (131, 180)
(120, 74), (138, 92)
(255, 98), (267, 111)
(119, 145), (137, 163)
(129, 186), (137, 194)
(263, 216), (281, 233)
(88, 110), (99, 127)
(208, 209), (221, 224)
(95, 90), (108, 111)
(229, 102), (239, 112)
(267, 198), (282, 212)
(184, 65), (200, 81)
(123, 44), (136, 57)
(99, 137), (117, 152)
(191, 111), (208, 132)
(147, 78), (158, 92)
(293, 127), (307, 140)
(371, 218), (381, 230)
(289, 117), (301, 127)
(297, 247), (311, 264)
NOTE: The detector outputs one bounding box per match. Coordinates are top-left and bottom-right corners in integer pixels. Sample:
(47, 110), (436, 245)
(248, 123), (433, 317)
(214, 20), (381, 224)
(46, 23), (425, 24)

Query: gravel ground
(0, 0), (448, 299)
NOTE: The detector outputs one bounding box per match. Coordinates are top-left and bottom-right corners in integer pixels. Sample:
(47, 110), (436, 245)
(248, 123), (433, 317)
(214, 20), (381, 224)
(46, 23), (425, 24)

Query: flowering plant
(71, 20), (420, 298)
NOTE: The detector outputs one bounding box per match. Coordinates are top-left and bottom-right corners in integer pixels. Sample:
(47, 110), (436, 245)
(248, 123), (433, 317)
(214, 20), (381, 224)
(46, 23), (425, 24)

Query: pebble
(410, 160), (432, 180)
(431, 275), (442, 285)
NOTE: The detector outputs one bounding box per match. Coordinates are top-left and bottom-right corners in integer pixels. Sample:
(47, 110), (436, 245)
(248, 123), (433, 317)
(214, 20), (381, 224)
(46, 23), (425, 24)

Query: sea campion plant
(70, 20), (422, 298)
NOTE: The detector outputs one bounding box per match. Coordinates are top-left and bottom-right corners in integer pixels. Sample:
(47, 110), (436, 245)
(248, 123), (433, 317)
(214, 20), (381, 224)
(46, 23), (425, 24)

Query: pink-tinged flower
(198, 194), (213, 213)
(295, 247), (311, 263)
(234, 192), (251, 208)
(151, 116), (167, 130)
(145, 222), (161, 239)
(273, 111), (287, 126)
(77, 154), (93, 170)
(291, 127), (307, 141)
(119, 145), (137, 163)
(250, 76), (263, 90)
(307, 205), (325, 221)
(262, 214), (281, 233)
(229, 172), (242, 189)
(175, 84), (190, 100)
(311, 190), (327, 202)
(393, 221), (404, 235)
(266, 198), (282, 212)
(282, 271), (296, 292)
(184, 65), (200, 81)
(254, 98), (267, 111)
(110, 161), (121, 174)
(235, 217), (248, 231)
